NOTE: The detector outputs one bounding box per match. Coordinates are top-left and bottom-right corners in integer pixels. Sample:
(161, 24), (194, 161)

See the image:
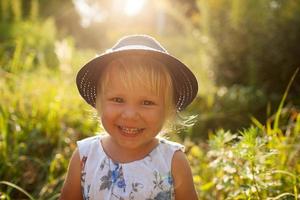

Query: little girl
(60, 35), (199, 200)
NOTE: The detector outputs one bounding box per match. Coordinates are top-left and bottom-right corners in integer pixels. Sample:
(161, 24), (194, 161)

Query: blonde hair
(95, 55), (175, 120)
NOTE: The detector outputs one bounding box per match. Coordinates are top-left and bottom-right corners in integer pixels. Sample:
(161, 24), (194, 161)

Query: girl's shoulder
(77, 134), (100, 147)
(153, 137), (185, 168)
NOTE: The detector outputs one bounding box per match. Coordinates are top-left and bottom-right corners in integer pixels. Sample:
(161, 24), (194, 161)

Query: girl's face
(100, 66), (166, 151)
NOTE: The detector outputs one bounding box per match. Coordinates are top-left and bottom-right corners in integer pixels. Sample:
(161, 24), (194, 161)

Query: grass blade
(273, 68), (299, 133)
(0, 181), (35, 200)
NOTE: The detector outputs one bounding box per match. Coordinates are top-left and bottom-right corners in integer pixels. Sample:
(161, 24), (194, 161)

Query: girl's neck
(100, 135), (159, 163)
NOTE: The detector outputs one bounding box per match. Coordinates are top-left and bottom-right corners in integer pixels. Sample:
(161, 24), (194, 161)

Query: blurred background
(0, 0), (300, 199)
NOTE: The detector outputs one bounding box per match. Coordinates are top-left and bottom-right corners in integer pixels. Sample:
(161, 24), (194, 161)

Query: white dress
(77, 134), (184, 200)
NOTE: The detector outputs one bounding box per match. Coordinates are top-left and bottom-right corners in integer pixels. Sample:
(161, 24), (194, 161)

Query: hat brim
(76, 49), (198, 111)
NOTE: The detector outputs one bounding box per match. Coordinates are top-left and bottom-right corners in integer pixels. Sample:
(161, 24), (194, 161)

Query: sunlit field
(1, 0), (300, 199)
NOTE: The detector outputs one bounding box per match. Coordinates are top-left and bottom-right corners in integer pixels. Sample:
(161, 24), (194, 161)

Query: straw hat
(76, 34), (198, 111)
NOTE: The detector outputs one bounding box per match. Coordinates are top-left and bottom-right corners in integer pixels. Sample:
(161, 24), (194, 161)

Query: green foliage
(0, 0), (59, 73)
(188, 68), (299, 140)
(197, 0), (300, 100)
(191, 112), (300, 199)
(187, 85), (268, 140)
(0, 68), (99, 199)
(0, 5), (98, 197)
(0, 0), (40, 22)
(0, 19), (59, 73)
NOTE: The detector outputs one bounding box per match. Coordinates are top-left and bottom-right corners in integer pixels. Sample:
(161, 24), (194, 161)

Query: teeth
(119, 126), (143, 134)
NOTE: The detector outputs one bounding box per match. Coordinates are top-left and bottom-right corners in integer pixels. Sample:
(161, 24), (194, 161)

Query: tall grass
(190, 69), (300, 199)
(0, 66), (100, 199)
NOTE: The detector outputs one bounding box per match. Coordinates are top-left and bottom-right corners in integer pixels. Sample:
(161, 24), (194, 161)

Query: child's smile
(117, 125), (145, 136)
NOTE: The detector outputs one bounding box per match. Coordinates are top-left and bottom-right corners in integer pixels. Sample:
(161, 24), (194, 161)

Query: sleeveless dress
(77, 134), (184, 200)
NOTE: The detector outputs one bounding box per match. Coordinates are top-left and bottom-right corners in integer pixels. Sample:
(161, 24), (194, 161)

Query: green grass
(0, 67), (99, 199)
(1, 66), (299, 199)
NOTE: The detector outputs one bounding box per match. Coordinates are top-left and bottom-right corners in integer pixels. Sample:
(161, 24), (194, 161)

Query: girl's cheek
(146, 110), (166, 121)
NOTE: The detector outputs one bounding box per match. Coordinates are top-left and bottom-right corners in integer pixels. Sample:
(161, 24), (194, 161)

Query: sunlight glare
(124, 0), (147, 16)
(73, 0), (106, 27)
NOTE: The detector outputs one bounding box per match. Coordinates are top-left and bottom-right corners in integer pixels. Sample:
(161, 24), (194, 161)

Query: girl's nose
(121, 106), (140, 120)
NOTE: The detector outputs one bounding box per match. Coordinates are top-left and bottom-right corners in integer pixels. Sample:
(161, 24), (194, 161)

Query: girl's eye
(111, 97), (124, 103)
(143, 100), (155, 106)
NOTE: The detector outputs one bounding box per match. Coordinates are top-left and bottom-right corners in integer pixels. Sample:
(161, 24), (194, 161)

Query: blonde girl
(60, 35), (199, 200)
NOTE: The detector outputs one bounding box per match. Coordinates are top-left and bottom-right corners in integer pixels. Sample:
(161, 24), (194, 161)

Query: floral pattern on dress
(96, 161), (173, 199)
(145, 171), (173, 200)
(153, 190), (172, 200)
(80, 156), (90, 200)
(100, 162), (126, 192)
(129, 182), (144, 200)
(78, 136), (183, 200)
(81, 156), (88, 182)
